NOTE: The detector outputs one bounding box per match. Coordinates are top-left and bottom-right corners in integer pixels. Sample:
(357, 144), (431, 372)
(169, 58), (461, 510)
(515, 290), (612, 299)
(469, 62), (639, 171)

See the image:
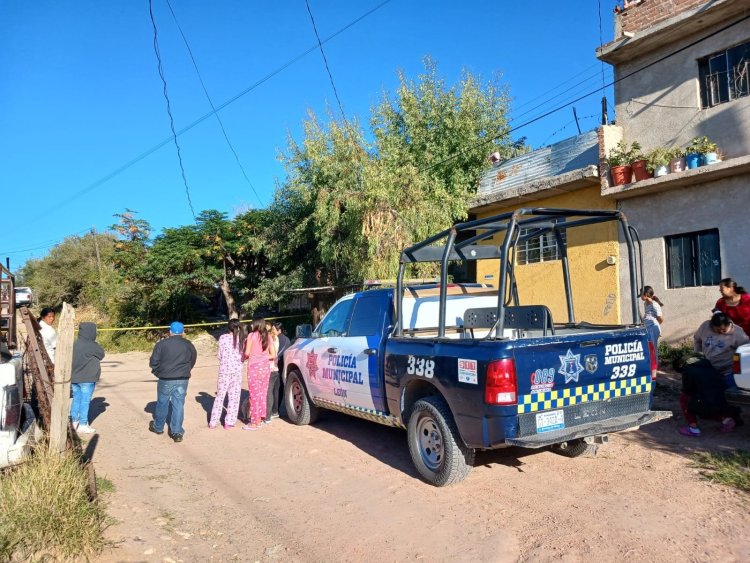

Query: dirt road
(89, 351), (750, 562)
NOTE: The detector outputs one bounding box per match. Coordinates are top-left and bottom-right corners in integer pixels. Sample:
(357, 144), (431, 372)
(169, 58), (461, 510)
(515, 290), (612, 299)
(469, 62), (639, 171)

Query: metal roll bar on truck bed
(395, 207), (643, 339)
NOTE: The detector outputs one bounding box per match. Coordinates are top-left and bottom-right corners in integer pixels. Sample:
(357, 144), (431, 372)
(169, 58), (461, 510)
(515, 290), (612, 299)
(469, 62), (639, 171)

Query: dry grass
(0, 445), (111, 561)
(692, 450), (750, 492)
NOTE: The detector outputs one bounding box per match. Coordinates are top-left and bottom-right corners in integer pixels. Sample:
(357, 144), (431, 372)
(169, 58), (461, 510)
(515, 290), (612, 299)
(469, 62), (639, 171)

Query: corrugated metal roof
(478, 130), (599, 196)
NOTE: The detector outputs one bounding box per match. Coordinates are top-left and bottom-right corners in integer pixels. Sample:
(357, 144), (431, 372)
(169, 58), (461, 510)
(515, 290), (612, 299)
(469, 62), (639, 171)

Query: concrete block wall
(617, 0), (708, 36)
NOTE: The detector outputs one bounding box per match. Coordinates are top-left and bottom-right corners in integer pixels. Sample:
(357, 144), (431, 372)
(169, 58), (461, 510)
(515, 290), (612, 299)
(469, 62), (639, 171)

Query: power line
(512, 68), (613, 123)
(305, 0), (351, 128)
(148, 0), (196, 220)
(165, 0), (264, 208)
(33, 0), (393, 217)
(511, 62), (601, 113)
(422, 11), (750, 173)
(2, 228), (94, 256)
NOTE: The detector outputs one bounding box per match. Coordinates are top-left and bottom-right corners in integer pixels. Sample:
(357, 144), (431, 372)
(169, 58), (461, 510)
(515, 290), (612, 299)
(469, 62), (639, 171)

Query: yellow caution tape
(93, 313), (310, 333)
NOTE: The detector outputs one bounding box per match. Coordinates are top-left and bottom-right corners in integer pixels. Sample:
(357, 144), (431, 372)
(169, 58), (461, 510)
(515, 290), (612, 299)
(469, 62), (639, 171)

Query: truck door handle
(364, 348), (378, 356)
(327, 347), (339, 354)
(581, 339), (603, 347)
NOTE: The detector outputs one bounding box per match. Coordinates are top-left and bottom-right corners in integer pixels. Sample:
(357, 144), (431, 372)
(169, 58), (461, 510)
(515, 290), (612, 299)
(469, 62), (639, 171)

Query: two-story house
(597, 0), (750, 341)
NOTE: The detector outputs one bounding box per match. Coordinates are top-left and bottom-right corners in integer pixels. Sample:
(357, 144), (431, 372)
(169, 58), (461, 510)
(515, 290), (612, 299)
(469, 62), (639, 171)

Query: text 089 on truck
(281, 208), (671, 486)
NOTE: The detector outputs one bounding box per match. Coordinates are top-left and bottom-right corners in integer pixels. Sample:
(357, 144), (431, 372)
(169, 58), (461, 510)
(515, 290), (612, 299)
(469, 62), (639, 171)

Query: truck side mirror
(295, 324), (313, 339)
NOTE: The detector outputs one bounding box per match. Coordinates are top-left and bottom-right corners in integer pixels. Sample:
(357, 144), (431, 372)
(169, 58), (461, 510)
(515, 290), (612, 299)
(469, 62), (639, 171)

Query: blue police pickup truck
(282, 208), (671, 486)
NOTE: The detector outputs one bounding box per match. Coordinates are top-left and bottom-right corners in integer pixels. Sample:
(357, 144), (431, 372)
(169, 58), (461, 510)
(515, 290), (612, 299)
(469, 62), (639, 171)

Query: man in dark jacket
(149, 321), (197, 443)
(71, 322), (105, 434)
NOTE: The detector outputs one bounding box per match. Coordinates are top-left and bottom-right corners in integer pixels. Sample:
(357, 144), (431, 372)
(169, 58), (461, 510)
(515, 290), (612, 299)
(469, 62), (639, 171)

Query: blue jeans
(646, 323), (660, 363)
(71, 382), (96, 425)
(153, 379), (188, 435)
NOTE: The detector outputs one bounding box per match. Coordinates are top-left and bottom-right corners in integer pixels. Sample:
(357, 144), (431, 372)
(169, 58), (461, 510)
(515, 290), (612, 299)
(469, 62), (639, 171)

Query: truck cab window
(316, 299), (354, 337)
(348, 296), (388, 337)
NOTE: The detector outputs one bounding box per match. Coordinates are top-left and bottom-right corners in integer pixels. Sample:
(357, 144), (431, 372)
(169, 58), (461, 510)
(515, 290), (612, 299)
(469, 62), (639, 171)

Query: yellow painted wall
(474, 186), (622, 324)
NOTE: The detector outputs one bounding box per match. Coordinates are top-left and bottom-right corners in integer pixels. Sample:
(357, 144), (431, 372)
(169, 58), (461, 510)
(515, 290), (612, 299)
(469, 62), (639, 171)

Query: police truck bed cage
(395, 207), (643, 339)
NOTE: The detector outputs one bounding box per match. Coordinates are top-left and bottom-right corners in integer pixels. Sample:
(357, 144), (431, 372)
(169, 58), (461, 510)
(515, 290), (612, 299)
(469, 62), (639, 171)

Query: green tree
(268, 59), (518, 290)
(19, 232), (117, 310)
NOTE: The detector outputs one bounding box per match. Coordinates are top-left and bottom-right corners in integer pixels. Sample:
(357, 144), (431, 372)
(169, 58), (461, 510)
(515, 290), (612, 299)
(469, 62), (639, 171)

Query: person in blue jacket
(71, 322), (105, 434)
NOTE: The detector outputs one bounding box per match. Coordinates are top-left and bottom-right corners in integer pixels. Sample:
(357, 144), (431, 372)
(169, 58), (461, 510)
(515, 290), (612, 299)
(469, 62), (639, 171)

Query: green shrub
(97, 329), (160, 353)
(0, 447), (111, 560)
(658, 339), (694, 366)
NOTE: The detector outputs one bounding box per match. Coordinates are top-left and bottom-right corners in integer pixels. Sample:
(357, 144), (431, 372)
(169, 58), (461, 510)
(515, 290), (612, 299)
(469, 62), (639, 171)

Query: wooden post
(49, 302), (75, 453)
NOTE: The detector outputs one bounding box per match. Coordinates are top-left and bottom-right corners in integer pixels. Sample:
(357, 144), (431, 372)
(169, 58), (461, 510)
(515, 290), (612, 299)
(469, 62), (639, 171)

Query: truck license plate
(536, 410), (565, 433)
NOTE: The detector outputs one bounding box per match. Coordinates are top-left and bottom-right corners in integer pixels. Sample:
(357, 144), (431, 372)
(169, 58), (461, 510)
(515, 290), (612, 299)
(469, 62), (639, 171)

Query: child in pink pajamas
(243, 318), (270, 430)
(209, 319), (245, 429)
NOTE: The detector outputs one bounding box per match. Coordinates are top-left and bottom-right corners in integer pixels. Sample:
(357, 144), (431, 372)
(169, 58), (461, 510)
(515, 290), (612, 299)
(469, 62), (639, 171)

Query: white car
(0, 354), (37, 468)
(726, 343), (750, 408)
(14, 287), (33, 307)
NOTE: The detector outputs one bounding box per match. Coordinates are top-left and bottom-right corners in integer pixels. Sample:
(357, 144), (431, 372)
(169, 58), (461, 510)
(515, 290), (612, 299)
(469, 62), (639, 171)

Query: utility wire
(33, 0), (393, 217)
(512, 62), (601, 113)
(1, 228), (94, 256)
(512, 68), (613, 123)
(149, 0), (196, 220)
(165, 0), (264, 208)
(421, 11), (750, 173)
(305, 0), (351, 129)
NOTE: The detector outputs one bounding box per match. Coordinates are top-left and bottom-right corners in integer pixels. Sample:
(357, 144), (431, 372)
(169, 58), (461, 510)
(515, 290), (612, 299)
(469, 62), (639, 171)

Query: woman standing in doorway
(209, 319), (245, 429)
(243, 318), (270, 431)
(714, 278), (750, 336)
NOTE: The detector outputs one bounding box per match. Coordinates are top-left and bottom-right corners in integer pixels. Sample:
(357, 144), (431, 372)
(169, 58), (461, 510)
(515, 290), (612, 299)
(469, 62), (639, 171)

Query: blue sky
(1, 0), (614, 269)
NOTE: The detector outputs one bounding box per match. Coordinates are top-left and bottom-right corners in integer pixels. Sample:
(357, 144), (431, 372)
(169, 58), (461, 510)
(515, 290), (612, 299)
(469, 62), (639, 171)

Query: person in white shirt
(38, 307), (57, 362)
(640, 286), (664, 363)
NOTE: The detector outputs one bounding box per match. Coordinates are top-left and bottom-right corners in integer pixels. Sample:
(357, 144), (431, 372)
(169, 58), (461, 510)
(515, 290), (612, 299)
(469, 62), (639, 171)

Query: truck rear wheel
(407, 396), (474, 486)
(285, 369), (319, 426)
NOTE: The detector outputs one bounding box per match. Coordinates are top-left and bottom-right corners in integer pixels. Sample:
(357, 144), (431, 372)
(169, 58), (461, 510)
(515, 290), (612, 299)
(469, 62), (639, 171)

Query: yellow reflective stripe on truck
(518, 376), (652, 414)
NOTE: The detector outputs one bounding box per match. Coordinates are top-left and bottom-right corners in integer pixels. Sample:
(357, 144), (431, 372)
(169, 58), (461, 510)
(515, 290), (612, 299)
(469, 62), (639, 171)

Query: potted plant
(687, 136), (719, 167)
(668, 146), (686, 173)
(607, 140), (636, 186)
(629, 142), (651, 181)
(646, 147), (671, 178)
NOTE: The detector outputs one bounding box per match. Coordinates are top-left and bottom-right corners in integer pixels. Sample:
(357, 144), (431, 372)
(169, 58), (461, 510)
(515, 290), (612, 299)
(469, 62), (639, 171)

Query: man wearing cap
(148, 321), (197, 443)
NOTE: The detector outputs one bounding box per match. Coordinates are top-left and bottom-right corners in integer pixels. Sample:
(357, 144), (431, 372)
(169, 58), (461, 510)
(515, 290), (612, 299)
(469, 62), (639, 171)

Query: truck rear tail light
(734, 353), (741, 375)
(485, 359), (517, 405)
(648, 341), (657, 381)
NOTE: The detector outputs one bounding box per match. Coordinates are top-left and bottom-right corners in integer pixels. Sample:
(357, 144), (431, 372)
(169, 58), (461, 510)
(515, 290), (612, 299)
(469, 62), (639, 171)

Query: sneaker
(71, 421), (80, 430)
(78, 425), (96, 434)
(208, 423), (217, 429)
(171, 433), (183, 443)
(720, 417), (737, 433)
(148, 421), (164, 435)
(679, 426), (701, 437)
(242, 424), (259, 431)
(271, 413), (280, 419)
(262, 419), (271, 426)
(223, 424), (234, 430)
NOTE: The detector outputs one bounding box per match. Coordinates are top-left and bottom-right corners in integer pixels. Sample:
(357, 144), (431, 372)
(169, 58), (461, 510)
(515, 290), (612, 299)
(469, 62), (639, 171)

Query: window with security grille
(665, 229), (721, 288)
(699, 40), (750, 108)
(516, 223), (566, 265)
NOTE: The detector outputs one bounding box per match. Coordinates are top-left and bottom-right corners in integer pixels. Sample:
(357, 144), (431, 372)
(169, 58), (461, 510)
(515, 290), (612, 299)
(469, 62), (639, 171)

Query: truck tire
(285, 369), (319, 426)
(407, 396), (475, 487)
(551, 439), (598, 458)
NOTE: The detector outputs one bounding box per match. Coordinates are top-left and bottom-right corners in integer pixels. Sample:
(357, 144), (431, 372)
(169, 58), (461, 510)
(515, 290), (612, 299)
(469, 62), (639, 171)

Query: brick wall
(618, 0), (708, 34)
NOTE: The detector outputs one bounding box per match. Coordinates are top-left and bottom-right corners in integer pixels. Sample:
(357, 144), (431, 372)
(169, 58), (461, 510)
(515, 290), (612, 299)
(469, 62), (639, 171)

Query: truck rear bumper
(725, 387), (750, 408)
(504, 410), (672, 449)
